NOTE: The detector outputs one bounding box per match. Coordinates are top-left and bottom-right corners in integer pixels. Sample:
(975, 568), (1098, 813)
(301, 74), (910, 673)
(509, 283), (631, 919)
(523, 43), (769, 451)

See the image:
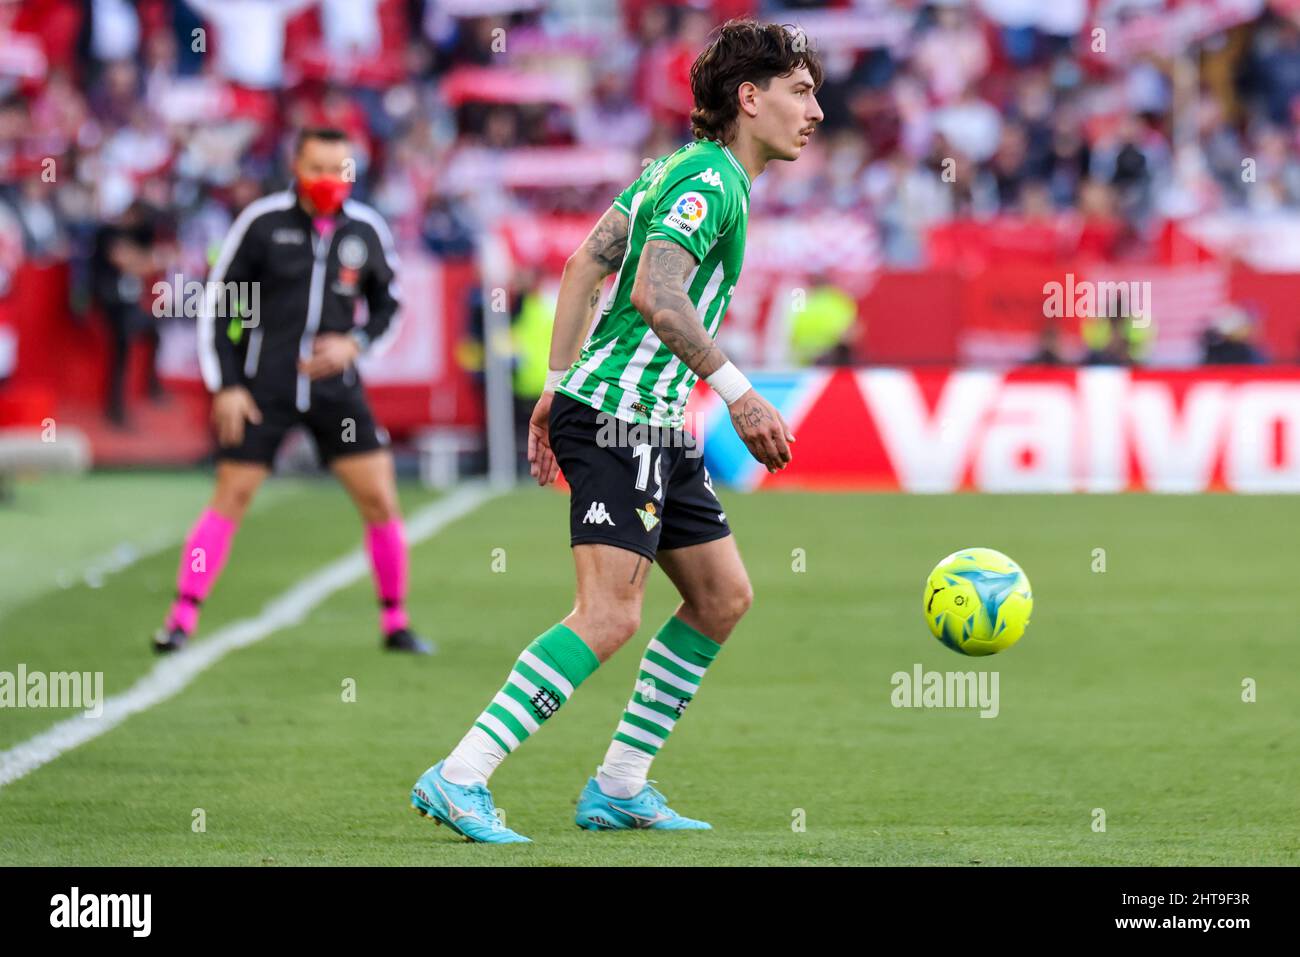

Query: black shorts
(549, 392), (731, 561)
(217, 381), (388, 467)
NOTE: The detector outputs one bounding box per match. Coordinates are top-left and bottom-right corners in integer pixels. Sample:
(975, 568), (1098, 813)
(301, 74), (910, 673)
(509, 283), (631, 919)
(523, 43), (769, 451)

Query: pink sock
(166, 508), (237, 635)
(366, 519), (409, 635)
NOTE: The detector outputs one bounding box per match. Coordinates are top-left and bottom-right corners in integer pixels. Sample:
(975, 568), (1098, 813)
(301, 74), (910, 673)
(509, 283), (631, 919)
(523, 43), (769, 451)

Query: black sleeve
(90, 227), (123, 308)
(356, 222), (400, 351)
(201, 207), (264, 392)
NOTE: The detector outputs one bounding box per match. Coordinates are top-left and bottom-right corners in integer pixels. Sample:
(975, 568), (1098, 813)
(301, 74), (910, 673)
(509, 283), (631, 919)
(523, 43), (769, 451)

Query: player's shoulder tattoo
(584, 206), (630, 272)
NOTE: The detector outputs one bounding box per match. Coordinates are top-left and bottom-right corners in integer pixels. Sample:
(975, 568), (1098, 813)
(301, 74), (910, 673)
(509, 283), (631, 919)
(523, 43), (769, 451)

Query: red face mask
(299, 175), (351, 216)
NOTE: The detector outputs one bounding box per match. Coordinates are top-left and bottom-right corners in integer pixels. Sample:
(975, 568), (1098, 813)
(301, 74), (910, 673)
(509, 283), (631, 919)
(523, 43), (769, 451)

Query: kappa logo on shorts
(636, 502), (660, 532)
(583, 501), (616, 526)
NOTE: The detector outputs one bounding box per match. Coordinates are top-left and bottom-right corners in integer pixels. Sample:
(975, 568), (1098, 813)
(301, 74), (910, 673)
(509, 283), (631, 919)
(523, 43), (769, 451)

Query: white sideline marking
(0, 484), (496, 790)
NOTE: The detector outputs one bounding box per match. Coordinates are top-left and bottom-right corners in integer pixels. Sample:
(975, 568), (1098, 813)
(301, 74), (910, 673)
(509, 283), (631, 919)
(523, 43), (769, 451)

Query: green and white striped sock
(442, 623), (600, 786)
(596, 616), (722, 799)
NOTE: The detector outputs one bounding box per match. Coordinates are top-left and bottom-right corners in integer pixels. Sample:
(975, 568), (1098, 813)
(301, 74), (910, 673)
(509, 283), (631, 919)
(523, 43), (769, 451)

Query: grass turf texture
(1, 473), (1296, 866)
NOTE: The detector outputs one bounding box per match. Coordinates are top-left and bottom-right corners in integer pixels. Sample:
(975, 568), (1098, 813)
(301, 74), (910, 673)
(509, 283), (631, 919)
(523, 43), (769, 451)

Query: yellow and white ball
(923, 547), (1033, 656)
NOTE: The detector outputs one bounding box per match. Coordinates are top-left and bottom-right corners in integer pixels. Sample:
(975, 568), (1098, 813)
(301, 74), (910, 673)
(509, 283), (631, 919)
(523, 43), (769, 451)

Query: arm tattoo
(638, 240), (726, 378)
(584, 207), (630, 273)
(551, 209), (626, 372)
(730, 396), (773, 440)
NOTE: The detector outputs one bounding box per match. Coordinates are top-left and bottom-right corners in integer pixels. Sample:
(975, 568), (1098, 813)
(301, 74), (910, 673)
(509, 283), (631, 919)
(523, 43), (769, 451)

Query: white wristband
(706, 361), (752, 405)
(544, 369), (566, 393)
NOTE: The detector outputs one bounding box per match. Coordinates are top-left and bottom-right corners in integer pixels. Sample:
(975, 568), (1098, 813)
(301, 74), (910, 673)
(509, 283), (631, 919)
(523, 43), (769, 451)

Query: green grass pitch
(1, 473), (1296, 866)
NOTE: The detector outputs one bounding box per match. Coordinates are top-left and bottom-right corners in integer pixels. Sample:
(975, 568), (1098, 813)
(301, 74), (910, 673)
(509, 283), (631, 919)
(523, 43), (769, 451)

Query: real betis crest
(636, 502), (660, 532)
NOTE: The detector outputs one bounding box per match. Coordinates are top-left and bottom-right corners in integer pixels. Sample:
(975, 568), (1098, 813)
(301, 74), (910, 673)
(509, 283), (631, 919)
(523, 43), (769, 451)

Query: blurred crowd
(0, 0), (1291, 387)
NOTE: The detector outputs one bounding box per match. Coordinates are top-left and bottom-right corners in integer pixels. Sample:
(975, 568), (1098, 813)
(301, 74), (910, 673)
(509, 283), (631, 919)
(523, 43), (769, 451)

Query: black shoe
(383, 628), (435, 655)
(152, 625), (189, 654)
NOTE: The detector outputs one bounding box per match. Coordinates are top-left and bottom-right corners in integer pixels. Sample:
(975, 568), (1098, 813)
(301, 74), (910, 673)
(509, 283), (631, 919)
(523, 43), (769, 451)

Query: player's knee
(580, 599), (640, 647)
(606, 604), (642, 644)
(356, 488), (398, 524)
(693, 578), (752, 631)
(734, 577), (754, 620)
(722, 578), (754, 626)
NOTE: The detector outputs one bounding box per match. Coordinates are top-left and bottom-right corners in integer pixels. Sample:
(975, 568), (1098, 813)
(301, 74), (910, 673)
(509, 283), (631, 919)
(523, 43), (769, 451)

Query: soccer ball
(923, 547), (1033, 656)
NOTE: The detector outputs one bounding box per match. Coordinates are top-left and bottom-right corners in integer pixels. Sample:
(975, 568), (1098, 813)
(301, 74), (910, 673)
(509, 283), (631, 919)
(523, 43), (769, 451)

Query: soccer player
(410, 20), (823, 841)
(152, 128), (431, 655)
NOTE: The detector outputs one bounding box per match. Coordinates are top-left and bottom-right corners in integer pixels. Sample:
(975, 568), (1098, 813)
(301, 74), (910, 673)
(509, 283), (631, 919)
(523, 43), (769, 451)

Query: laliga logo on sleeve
(664, 191), (708, 236)
(676, 194), (706, 220)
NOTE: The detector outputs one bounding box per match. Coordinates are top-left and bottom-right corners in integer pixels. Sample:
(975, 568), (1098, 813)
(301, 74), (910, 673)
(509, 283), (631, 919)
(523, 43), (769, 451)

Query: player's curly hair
(689, 19), (823, 144)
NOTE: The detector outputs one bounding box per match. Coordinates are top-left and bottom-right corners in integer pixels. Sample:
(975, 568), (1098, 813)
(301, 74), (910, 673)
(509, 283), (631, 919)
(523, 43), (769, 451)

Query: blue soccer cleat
(575, 777), (712, 831)
(410, 761), (530, 844)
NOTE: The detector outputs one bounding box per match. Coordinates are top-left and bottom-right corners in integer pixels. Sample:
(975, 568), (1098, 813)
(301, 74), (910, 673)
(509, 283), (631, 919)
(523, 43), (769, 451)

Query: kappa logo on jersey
(663, 191), (708, 236)
(583, 501), (616, 526)
(691, 168), (724, 189)
(636, 502), (660, 532)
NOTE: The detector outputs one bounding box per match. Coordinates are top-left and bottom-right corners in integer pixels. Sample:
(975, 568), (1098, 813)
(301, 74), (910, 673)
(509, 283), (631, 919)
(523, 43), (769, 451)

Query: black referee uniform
(199, 189), (400, 465)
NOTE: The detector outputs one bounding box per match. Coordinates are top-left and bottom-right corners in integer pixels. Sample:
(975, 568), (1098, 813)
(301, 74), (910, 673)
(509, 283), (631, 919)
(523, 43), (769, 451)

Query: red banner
(701, 367), (1300, 493)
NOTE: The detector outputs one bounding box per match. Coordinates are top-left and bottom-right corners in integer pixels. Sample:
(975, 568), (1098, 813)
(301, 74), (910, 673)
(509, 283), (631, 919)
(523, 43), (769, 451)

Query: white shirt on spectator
(977, 0), (1087, 37)
(91, 0), (140, 62)
(184, 0), (319, 90)
(933, 96), (1003, 164)
(321, 0), (382, 56)
(913, 22), (989, 104)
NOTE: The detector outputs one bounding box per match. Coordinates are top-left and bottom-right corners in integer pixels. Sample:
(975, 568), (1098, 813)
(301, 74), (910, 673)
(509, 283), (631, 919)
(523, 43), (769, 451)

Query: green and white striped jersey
(557, 138), (751, 427)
